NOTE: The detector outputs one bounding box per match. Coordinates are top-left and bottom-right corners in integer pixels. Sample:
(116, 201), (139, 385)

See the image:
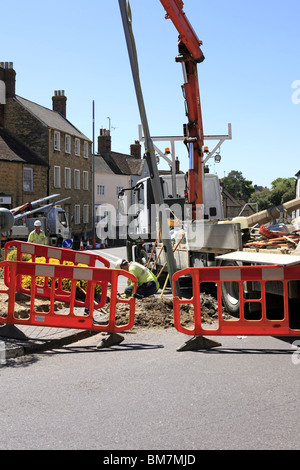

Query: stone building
(0, 127), (48, 209)
(0, 62), (92, 238)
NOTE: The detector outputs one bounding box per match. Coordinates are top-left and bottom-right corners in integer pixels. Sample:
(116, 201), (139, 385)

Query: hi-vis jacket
(27, 229), (47, 245)
(127, 262), (159, 291)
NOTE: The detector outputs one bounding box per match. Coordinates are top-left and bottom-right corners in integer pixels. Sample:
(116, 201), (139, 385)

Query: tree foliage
(222, 170), (255, 201)
(222, 171), (297, 212)
(248, 189), (271, 212)
(249, 177), (296, 211)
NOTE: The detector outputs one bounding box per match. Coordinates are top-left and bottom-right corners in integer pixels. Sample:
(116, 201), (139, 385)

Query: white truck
(1, 194), (71, 247)
(118, 0), (300, 318)
(119, 172), (300, 315)
(122, 171), (223, 240)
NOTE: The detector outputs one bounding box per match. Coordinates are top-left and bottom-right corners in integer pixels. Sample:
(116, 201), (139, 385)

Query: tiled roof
(127, 157), (146, 175)
(0, 127), (47, 165)
(102, 151), (146, 176)
(15, 96), (91, 141)
(94, 155), (114, 174)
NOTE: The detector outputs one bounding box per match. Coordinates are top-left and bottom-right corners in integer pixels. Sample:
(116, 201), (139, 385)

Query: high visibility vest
(127, 262), (159, 290)
(28, 229), (47, 245)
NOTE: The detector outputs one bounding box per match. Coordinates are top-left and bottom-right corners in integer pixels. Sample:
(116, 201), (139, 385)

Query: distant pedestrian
(27, 220), (46, 245)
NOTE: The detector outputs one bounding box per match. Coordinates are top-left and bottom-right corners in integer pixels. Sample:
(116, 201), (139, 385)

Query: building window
(83, 204), (89, 224)
(84, 141), (89, 159)
(74, 205), (80, 225)
(23, 167), (33, 192)
(74, 169), (80, 189)
(65, 135), (71, 154)
(83, 171), (88, 190)
(54, 131), (60, 151)
(116, 186), (124, 196)
(75, 138), (80, 156)
(65, 167), (71, 189)
(54, 166), (61, 188)
(97, 184), (105, 196)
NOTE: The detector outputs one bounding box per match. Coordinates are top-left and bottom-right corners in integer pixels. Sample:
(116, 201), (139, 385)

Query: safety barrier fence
(0, 260), (136, 333)
(173, 264), (300, 337)
(4, 241), (110, 310)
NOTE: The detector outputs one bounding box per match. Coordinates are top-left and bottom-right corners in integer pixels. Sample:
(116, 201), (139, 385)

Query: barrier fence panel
(0, 260), (136, 333)
(172, 264), (300, 337)
(4, 241), (110, 309)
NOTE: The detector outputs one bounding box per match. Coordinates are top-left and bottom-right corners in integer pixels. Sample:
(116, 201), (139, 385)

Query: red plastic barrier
(0, 260), (136, 333)
(173, 264), (300, 337)
(4, 241), (110, 309)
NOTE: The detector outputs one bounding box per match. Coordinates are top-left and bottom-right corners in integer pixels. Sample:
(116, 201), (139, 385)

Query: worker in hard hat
(115, 259), (159, 299)
(27, 220), (47, 245)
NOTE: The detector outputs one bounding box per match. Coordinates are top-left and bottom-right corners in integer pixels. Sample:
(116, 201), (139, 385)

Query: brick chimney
(52, 90), (67, 117)
(0, 62), (16, 99)
(0, 62), (16, 126)
(130, 140), (141, 159)
(98, 128), (111, 154)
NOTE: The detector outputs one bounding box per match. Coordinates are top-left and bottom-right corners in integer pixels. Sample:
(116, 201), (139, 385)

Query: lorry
(118, 170), (224, 257)
(1, 194), (71, 247)
(118, 0), (300, 315)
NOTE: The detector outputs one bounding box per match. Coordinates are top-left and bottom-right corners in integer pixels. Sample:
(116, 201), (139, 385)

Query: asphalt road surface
(1, 327), (300, 451)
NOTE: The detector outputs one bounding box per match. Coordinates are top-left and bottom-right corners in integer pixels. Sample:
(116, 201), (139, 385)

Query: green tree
(222, 170), (255, 201)
(248, 188), (272, 212)
(249, 177), (296, 211)
(269, 177), (296, 205)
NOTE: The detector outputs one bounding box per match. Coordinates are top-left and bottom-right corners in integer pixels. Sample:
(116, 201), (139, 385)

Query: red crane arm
(160, 0), (204, 62)
(160, 0), (205, 209)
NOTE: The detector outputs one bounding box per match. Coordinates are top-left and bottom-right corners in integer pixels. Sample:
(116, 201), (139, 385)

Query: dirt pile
(0, 277), (230, 328)
(114, 293), (231, 329)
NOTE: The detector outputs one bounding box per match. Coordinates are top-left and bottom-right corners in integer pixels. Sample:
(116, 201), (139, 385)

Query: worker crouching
(96, 258), (159, 350)
(115, 259), (159, 299)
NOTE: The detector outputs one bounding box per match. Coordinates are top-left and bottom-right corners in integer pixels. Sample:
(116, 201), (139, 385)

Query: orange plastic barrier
(0, 260), (136, 333)
(173, 264), (300, 337)
(4, 241), (110, 309)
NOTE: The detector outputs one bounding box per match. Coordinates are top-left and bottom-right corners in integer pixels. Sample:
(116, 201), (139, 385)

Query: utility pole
(92, 101), (96, 248)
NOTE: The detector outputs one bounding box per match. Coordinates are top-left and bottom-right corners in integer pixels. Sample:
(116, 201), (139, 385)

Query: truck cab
(120, 172), (223, 242)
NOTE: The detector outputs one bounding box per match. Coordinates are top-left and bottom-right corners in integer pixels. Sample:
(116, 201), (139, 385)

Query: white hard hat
(115, 258), (128, 270)
(34, 220), (42, 227)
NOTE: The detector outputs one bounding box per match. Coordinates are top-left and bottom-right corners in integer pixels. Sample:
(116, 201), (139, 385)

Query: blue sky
(1, 0), (299, 188)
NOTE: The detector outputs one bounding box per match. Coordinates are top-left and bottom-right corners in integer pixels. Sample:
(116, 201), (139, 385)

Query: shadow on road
(194, 347), (297, 355)
(40, 342), (165, 355)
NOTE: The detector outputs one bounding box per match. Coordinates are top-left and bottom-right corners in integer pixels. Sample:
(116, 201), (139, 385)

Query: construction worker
(115, 259), (159, 299)
(27, 220), (47, 245)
